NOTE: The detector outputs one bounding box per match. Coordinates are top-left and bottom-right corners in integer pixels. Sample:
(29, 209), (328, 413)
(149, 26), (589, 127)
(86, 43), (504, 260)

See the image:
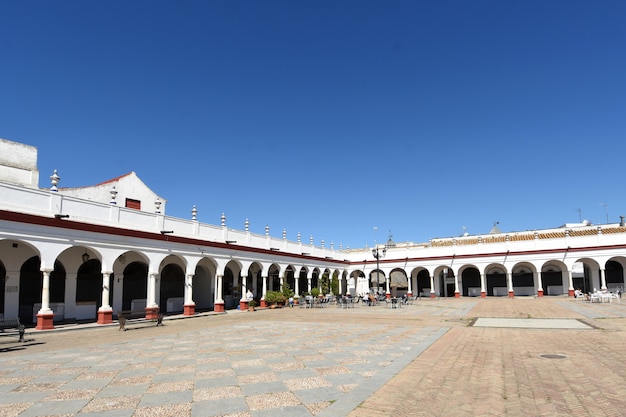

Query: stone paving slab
(3, 297), (626, 416)
(0, 314), (447, 417)
(474, 317), (592, 329)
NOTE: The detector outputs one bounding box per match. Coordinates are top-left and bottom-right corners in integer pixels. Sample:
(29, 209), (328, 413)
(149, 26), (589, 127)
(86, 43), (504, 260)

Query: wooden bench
(117, 310), (163, 331)
(0, 317), (25, 342)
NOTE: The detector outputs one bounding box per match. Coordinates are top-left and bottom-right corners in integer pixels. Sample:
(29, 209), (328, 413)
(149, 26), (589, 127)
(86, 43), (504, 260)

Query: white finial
(297, 232), (301, 242)
(154, 198), (162, 214)
(330, 242), (334, 249)
(265, 225), (270, 236)
(339, 244), (343, 250)
(282, 228), (286, 239)
(321, 239), (325, 248)
(191, 205), (197, 221)
(245, 218), (249, 231)
(50, 169), (60, 192)
(109, 185), (118, 205)
(221, 213), (226, 226)
(310, 235), (313, 245)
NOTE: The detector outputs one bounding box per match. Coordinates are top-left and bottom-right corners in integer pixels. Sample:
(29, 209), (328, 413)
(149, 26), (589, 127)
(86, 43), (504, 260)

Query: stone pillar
(567, 270), (575, 297)
(145, 273), (159, 319)
(98, 272), (113, 324)
(214, 275), (225, 312)
(260, 276), (268, 307)
(454, 273), (460, 298)
(480, 273), (486, 298)
(307, 277), (312, 293)
(294, 276), (300, 296)
(507, 272), (514, 298)
(36, 269), (54, 330)
(536, 271), (544, 297)
(240, 274), (249, 311)
(429, 274), (436, 298)
(407, 273), (413, 297)
(184, 274), (195, 315)
(600, 268), (607, 290)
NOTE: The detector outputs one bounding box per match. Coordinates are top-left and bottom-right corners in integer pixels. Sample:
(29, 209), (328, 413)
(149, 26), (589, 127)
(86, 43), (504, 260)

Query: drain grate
(540, 354), (567, 359)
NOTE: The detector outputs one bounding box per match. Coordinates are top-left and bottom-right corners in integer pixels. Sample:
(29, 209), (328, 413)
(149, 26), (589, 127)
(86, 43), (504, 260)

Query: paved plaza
(1, 297), (626, 416)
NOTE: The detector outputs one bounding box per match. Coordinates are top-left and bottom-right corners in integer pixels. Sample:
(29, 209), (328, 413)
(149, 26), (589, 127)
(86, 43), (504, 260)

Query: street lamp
(372, 245), (387, 297)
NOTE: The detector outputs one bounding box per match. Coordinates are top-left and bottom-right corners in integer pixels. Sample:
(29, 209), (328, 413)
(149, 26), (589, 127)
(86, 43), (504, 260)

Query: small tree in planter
(264, 291), (285, 308)
(311, 287), (320, 298)
(248, 300), (257, 312)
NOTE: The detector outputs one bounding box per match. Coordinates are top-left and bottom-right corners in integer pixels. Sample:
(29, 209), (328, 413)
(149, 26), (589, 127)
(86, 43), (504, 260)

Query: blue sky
(1, 1), (625, 250)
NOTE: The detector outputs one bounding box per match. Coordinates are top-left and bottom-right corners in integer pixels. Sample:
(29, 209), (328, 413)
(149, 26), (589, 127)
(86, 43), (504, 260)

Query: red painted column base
(508, 291), (515, 298)
(239, 301), (249, 310)
(184, 304), (195, 316)
(145, 307), (159, 320)
(406, 292), (413, 297)
(568, 289), (575, 297)
(454, 291), (460, 298)
(386, 293), (391, 299)
(537, 289), (544, 297)
(480, 291), (486, 298)
(97, 310), (113, 324)
(36, 313), (54, 330)
(430, 293), (436, 299)
(260, 299), (268, 308)
(214, 302), (225, 312)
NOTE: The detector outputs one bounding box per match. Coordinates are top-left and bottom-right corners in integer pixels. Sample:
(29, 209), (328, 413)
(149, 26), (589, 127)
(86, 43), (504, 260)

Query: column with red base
(97, 308), (113, 324)
(184, 304), (195, 315)
(184, 273), (196, 315)
(537, 289), (544, 297)
(98, 272), (113, 324)
(454, 291), (460, 298)
(239, 300), (249, 310)
(36, 269), (54, 330)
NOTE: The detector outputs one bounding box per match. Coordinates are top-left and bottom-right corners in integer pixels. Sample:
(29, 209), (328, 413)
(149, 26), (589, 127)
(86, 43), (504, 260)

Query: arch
(511, 262), (536, 296)
(370, 269), (386, 296)
(194, 257), (216, 311)
(605, 258), (625, 291)
(460, 266), (480, 297)
(159, 263), (185, 313)
(121, 261), (148, 311)
(297, 266), (309, 296)
(541, 260), (567, 296)
(389, 268), (408, 297)
(76, 258), (104, 317)
(485, 263), (507, 296)
(19, 257), (66, 324)
(436, 266), (455, 297)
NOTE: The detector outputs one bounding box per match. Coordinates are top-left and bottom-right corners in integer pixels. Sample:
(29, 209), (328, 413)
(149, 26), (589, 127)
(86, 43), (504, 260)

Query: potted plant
(248, 300), (257, 312)
(311, 287), (320, 298)
(264, 291), (285, 308)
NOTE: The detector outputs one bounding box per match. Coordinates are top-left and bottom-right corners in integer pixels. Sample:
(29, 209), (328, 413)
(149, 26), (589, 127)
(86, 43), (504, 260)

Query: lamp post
(372, 245), (386, 298)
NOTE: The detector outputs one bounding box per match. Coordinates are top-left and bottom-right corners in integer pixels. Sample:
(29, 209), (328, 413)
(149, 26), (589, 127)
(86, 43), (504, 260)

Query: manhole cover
(539, 354), (567, 359)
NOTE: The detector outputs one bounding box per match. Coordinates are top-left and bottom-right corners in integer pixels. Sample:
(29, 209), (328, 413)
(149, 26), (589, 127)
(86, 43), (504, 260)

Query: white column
(453, 272), (459, 295)
(215, 275), (224, 303)
(295, 275), (300, 295)
(407, 273), (413, 295)
(307, 277), (312, 293)
(536, 271), (543, 294)
(567, 270), (574, 296)
(147, 273), (158, 308)
(184, 274), (194, 305)
(507, 272), (513, 293)
(261, 276), (268, 300)
(480, 273), (486, 295)
(429, 274), (435, 296)
(600, 268), (607, 290)
(240, 275), (247, 302)
(100, 272), (112, 310)
(38, 269), (53, 314)
(385, 274), (391, 296)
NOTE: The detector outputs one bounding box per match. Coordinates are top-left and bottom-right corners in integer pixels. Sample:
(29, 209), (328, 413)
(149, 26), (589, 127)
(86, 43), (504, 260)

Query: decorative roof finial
(297, 232), (301, 242)
(265, 224), (269, 236)
(282, 228), (286, 239)
(221, 213), (226, 226)
(191, 205), (197, 221)
(244, 218), (249, 231)
(109, 185), (118, 205)
(50, 169), (60, 192)
(154, 198), (162, 214)
(310, 235), (313, 245)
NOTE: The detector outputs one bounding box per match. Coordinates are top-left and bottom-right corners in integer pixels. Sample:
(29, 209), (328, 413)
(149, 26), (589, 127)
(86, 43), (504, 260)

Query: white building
(1, 138), (625, 329)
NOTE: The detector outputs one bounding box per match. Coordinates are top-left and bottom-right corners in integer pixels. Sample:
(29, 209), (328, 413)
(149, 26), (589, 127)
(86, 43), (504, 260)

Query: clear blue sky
(1, 1), (625, 250)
